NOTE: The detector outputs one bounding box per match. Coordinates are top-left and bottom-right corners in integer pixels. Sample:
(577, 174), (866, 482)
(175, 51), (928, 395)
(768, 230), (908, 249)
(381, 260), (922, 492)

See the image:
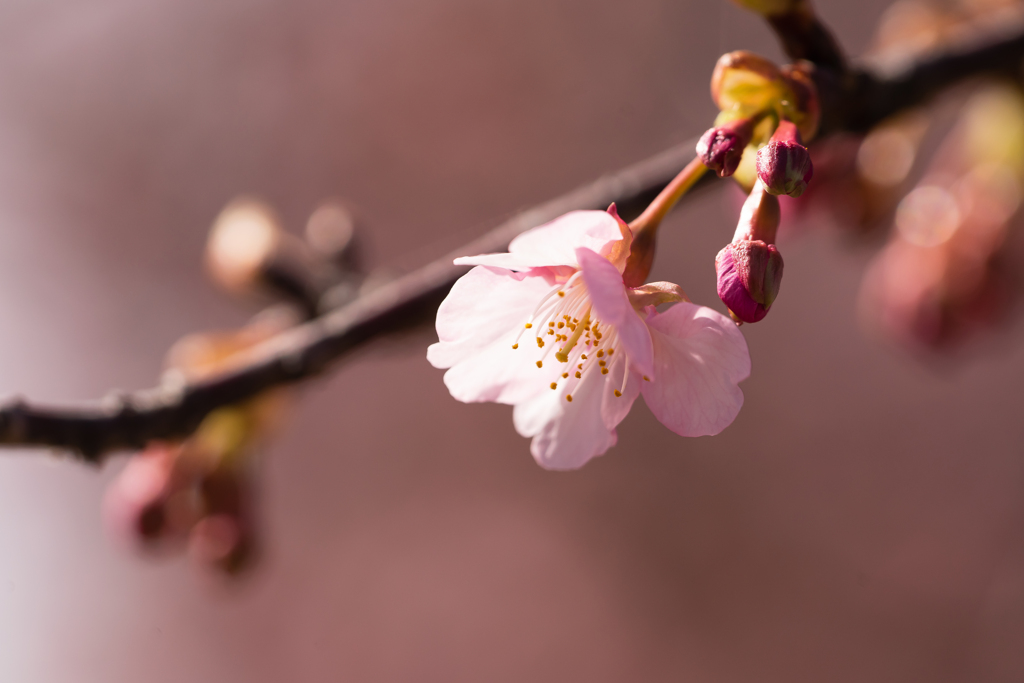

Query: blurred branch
(5, 20), (1024, 462)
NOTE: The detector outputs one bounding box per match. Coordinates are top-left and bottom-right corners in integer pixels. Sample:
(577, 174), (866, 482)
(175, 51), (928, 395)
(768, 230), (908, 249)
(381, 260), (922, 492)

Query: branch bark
(5, 21), (1024, 462)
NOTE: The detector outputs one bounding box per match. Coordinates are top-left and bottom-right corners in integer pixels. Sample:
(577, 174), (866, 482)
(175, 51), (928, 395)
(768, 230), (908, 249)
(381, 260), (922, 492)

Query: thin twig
(5, 22), (1024, 461)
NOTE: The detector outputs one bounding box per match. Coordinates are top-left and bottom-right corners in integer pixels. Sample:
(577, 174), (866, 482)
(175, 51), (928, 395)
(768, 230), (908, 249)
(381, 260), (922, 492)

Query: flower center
(512, 271), (627, 401)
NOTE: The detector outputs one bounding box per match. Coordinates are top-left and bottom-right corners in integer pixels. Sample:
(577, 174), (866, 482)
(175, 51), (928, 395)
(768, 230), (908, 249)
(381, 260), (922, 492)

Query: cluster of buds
(105, 312), (295, 574)
(102, 195), (368, 576)
(206, 197), (364, 315)
(699, 50), (818, 323)
(860, 82), (1024, 349)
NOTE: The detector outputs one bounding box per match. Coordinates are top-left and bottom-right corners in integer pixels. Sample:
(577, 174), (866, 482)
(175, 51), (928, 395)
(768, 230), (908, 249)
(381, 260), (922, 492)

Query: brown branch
(5, 22), (1024, 462)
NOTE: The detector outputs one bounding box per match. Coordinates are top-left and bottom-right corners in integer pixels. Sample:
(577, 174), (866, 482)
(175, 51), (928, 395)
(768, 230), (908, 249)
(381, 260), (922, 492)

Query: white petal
(427, 266), (555, 369)
(513, 359), (619, 471)
(455, 211), (625, 271)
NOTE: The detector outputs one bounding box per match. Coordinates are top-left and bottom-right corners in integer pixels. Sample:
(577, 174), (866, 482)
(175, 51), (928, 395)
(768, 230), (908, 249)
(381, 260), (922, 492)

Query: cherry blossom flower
(427, 208), (751, 470)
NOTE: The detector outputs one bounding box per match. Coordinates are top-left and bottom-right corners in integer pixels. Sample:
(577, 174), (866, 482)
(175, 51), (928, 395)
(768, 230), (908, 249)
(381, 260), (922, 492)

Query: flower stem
(623, 157), (709, 287)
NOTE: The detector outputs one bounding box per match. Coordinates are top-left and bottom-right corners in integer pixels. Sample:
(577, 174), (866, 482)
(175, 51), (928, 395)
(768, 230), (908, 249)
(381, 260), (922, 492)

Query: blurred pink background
(0, 1), (1023, 681)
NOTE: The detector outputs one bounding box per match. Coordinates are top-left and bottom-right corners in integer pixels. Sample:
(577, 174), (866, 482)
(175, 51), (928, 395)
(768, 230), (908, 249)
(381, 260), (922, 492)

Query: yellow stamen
(512, 343), (518, 349)
(550, 382), (557, 390)
(566, 395), (573, 402)
(596, 350), (604, 358)
(614, 390), (622, 397)
(555, 308), (591, 363)
(601, 368), (609, 375)
(643, 375), (650, 381)
(557, 291), (565, 297)
(525, 323), (532, 329)
(536, 361), (543, 368)
(562, 372), (569, 378)
(575, 371), (581, 378)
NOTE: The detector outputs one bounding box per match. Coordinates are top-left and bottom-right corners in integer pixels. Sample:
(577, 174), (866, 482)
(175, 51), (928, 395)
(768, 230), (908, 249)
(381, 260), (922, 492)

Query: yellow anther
(548, 321), (555, 327)
(536, 338), (545, 348)
(598, 360), (606, 367)
(614, 390), (622, 397)
(643, 375), (650, 381)
(577, 364), (583, 369)
(558, 291), (565, 297)
(581, 354), (587, 360)
(512, 343), (519, 349)
(557, 322), (564, 329)
(601, 368), (609, 375)
(607, 348), (614, 355)
(575, 371), (581, 378)
(596, 350), (604, 358)
(547, 329), (554, 336)
(562, 372), (569, 378)
(536, 361), (543, 368)
(566, 395), (573, 402)
(550, 382), (558, 390)
(525, 323), (532, 329)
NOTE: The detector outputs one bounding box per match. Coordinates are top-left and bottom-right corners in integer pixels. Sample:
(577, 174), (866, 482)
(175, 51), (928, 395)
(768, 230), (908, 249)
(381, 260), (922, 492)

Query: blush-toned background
(0, 1), (1022, 681)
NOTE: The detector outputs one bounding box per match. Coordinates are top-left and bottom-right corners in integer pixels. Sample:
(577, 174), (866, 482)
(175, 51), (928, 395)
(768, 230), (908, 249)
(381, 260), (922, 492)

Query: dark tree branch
(5, 21), (1024, 462)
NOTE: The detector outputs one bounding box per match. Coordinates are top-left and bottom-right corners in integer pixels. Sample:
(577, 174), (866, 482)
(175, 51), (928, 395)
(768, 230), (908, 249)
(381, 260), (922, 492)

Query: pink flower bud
(757, 120), (814, 197)
(716, 240), (784, 324)
(696, 118), (756, 178)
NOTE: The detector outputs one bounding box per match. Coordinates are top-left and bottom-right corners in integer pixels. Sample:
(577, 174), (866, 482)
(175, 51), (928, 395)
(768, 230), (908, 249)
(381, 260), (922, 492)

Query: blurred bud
(103, 445), (179, 546)
(717, 182), (784, 323)
(305, 200), (361, 269)
(729, 0), (804, 15)
(697, 116), (757, 177)
(107, 315), (296, 576)
(206, 199), (282, 293)
(710, 51), (785, 114)
(780, 63), (821, 141)
(757, 120), (814, 197)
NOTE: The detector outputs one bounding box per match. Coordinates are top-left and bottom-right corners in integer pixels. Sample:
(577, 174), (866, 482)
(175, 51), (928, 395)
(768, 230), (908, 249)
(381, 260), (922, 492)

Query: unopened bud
(717, 181), (784, 323)
(716, 241), (784, 324)
(757, 120), (814, 197)
(697, 117), (757, 177)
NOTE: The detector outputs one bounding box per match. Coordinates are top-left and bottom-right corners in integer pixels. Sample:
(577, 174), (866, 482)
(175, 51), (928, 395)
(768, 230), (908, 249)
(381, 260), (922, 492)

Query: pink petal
(427, 265), (555, 369)
(576, 247), (654, 376)
(641, 302), (751, 437)
(513, 360), (617, 470)
(455, 211), (626, 271)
